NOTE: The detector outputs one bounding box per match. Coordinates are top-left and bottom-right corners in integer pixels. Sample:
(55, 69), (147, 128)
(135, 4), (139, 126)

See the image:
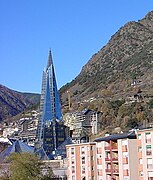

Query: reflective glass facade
(35, 50), (66, 159)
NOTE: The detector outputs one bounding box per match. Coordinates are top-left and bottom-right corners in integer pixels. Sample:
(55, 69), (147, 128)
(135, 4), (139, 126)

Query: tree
(7, 152), (53, 180)
(8, 152), (42, 180)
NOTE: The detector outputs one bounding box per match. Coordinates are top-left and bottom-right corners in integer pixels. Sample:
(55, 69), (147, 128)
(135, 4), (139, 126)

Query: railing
(105, 146), (110, 151)
(113, 169), (119, 174)
(112, 157), (118, 162)
(106, 169), (111, 173)
(105, 157), (111, 161)
(111, 145), (118, 151)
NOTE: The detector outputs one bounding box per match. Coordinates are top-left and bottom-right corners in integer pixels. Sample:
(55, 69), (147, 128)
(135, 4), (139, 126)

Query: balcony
(113, 169), (119, 174)
(105, 146), (111, 151)
(106, 169), (111, 174)
(112, 145), (118, 151)
(112, 157), (118, 162)
(105, 157), (111, 161)
(105, 145), (118, 151)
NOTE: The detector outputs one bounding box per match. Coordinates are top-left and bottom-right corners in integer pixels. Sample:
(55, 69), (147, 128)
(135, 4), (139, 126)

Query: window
(123, 152), (128, 157)
(91, 156), (94, 161)
(122, 140), (128, 145)
(146, 132), (151, 143)
(138, 146), (142, 152)
(72, 176), (75, 180)
(71, 159), (75, 164)
(139, 158), (143, 164)
(82, 166), (85, 174)
(82, 156), (85, 164)
(138, 134), (141, 140)
(147, 158), (153, 169)
(123, 177), (130, 180)
(146, 145), (152, 156)
(97, 142), (101, 147)
(123, 164), (128, 170)
(139, 171), (143, 177)
(71, 148), (74, 155)
(148, 171), (153, 178)
(72, 166), (75, 173)
(81, 147), (85, 154)
(91, 166), (94, 171)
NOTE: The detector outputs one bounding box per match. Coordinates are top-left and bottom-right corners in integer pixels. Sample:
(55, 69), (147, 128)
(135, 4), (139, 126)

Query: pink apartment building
(66, 132), (138, 180)
(95, 132), (138, 180)
(66, 142), (97, 180)
(137, 128), (153, 180)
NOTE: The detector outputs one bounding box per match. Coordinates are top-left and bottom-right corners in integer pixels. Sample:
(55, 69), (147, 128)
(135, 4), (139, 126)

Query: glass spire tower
(35, 50), (67, 159)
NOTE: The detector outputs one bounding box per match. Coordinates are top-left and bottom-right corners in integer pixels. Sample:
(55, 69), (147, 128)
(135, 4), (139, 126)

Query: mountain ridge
(60, 11), (153, 105)
(1, 11), (153, 122)
(0, 84), (40, 121)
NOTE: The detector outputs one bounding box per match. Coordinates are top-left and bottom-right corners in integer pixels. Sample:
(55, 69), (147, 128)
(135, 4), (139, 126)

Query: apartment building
(95, 132), (138, 180)
(137, 128), (153, 180)
(66, 142), (97, 180)
(66, 132), (138, 180)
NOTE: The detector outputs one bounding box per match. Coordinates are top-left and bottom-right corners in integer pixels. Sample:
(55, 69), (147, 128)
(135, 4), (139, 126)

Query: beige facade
(66, 132), (138, 180)
(96, 136), (138, 180)
(137, 128), (153, 180)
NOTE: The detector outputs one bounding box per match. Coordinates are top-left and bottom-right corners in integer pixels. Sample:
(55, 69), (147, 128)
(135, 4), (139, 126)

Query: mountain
(0, 84), (40, 121)
(60, 11), (153, 105)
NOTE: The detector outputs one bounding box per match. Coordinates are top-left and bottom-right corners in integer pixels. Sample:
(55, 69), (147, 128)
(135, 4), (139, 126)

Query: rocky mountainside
(0, 84), (40, 121)
(60, 11), (153, 105)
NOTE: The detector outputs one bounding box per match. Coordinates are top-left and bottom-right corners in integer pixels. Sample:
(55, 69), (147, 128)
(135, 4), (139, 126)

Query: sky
(0, 1), (153, 93)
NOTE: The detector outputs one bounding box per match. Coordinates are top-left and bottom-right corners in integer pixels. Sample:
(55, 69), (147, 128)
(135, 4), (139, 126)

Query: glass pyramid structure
(35, 50), (67, 159)
(0, 140), (34, 162)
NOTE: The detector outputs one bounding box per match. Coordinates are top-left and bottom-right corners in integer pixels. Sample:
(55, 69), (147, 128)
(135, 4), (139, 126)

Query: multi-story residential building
(95, 132), (138, 180)
(71, 109), (101, 142)
(66, 132), (138, 180)
(66, 142), (97, 180)
(137, 128), (153, 180)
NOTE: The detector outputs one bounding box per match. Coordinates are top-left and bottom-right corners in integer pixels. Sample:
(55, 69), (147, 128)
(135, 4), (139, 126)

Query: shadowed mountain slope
(0, 84), (40, 121)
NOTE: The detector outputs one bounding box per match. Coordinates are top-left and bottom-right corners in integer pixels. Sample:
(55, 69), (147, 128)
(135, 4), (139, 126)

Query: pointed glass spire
(35, 50), (66, 159)
(46, 49), (53, 71)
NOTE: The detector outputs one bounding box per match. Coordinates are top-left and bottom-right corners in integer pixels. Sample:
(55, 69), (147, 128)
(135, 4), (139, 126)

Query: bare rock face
(60, 11), (153, 103)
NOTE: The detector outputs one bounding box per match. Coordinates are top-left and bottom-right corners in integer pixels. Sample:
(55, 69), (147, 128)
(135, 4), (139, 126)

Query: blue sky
(0, 1), (153, 93)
